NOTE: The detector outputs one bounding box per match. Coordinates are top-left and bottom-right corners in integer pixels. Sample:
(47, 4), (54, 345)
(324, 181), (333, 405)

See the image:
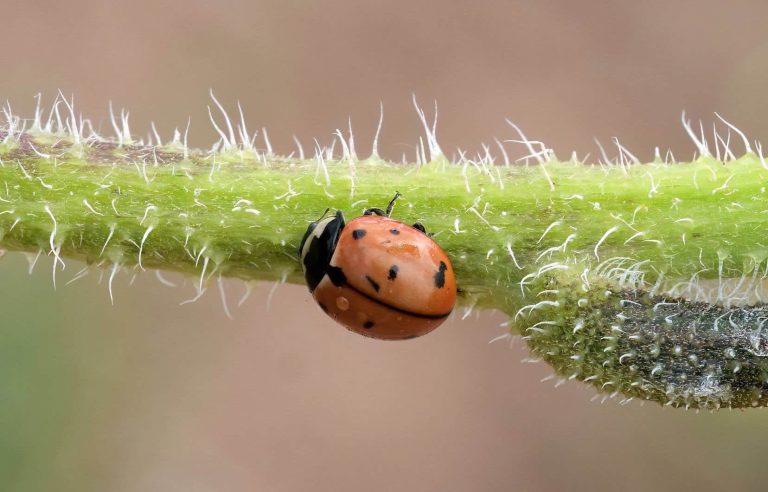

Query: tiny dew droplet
(336, 296), (350, 311)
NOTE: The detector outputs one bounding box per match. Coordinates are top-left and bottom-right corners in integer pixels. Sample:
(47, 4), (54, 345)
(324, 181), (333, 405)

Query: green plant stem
(4, 131), (768, 408)
(1, 133), (764, 303)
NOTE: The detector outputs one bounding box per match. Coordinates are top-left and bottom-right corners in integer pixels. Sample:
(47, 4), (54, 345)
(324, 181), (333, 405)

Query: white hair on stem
(715, 112), (752, 155)
(217, 273), (234, 320)
(266, 271), (287, 310)
(371, 101), (384, 159)
(108, 262), (120, 305)
(137, 225), (154, 270)
(681, 111), (709, 158)
(594, 225), (620, 261)
(238, 281), (256, 307)
(292, 135), (305, 161)
(505, 119), (555, 190)
(155, 270), (178, 288)
(412, 94), (442, 161)
(208, 89), (236, 150)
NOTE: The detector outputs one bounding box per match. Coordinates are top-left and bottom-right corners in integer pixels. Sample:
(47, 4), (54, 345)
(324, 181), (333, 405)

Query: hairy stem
(1, 131), (764, 300)
(3, 112), (768, 409)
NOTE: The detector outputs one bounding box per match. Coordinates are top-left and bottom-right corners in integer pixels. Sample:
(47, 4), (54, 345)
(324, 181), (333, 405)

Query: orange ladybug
(298, 193), (457, 340)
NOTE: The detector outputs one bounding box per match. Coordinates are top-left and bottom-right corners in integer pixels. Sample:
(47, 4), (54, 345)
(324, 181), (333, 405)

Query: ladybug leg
(384, 191), (402, 217)
(412, 222), (434, 237)
(364, 207), (387, 216)
(364, 192), (402, 216)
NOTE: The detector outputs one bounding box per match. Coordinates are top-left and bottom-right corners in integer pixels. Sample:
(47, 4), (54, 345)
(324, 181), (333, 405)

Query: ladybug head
(298, 210), (345, 292)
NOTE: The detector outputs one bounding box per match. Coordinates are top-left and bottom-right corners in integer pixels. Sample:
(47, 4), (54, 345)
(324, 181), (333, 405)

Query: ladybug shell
(313, 215), (457, 340)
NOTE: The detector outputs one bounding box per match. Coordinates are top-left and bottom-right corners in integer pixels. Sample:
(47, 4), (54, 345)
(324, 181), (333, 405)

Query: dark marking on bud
(390, 229), (400, 235)
(363, 320), (375, 329)
(388, 265), (399, 280)
(352, 229), (366, 240)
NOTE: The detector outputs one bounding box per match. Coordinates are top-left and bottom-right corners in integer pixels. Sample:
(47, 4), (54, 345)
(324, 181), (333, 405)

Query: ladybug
(298, 192), (457, 340)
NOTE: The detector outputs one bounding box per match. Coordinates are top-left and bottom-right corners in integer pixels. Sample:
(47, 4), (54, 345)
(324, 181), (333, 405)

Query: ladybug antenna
(385, 191), (402, 217)
(316, 207), (331, 221)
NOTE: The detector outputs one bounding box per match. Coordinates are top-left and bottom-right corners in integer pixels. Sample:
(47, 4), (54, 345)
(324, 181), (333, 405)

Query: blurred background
(2, 1), (768, 491)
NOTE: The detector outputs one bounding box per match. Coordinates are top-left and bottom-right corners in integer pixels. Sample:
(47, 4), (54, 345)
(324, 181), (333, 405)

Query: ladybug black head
(298, 210), (345, 292)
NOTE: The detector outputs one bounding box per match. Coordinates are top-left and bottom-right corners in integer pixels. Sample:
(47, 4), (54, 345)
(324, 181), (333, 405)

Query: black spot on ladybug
(401, 334), (418, 340)
(390, 229), (400, 235)
(387, 265), (399, 280)
(434, 261), (447, 288)
(352, 229), (366, 240)
(318, 302), (328, 313)
(363, 320), (375, 329)
(327, 265), (347, 286)
(366, 275), (380, 292)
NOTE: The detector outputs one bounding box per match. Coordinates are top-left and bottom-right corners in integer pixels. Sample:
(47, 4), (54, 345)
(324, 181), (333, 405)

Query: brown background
(2, 1), (768, 491)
